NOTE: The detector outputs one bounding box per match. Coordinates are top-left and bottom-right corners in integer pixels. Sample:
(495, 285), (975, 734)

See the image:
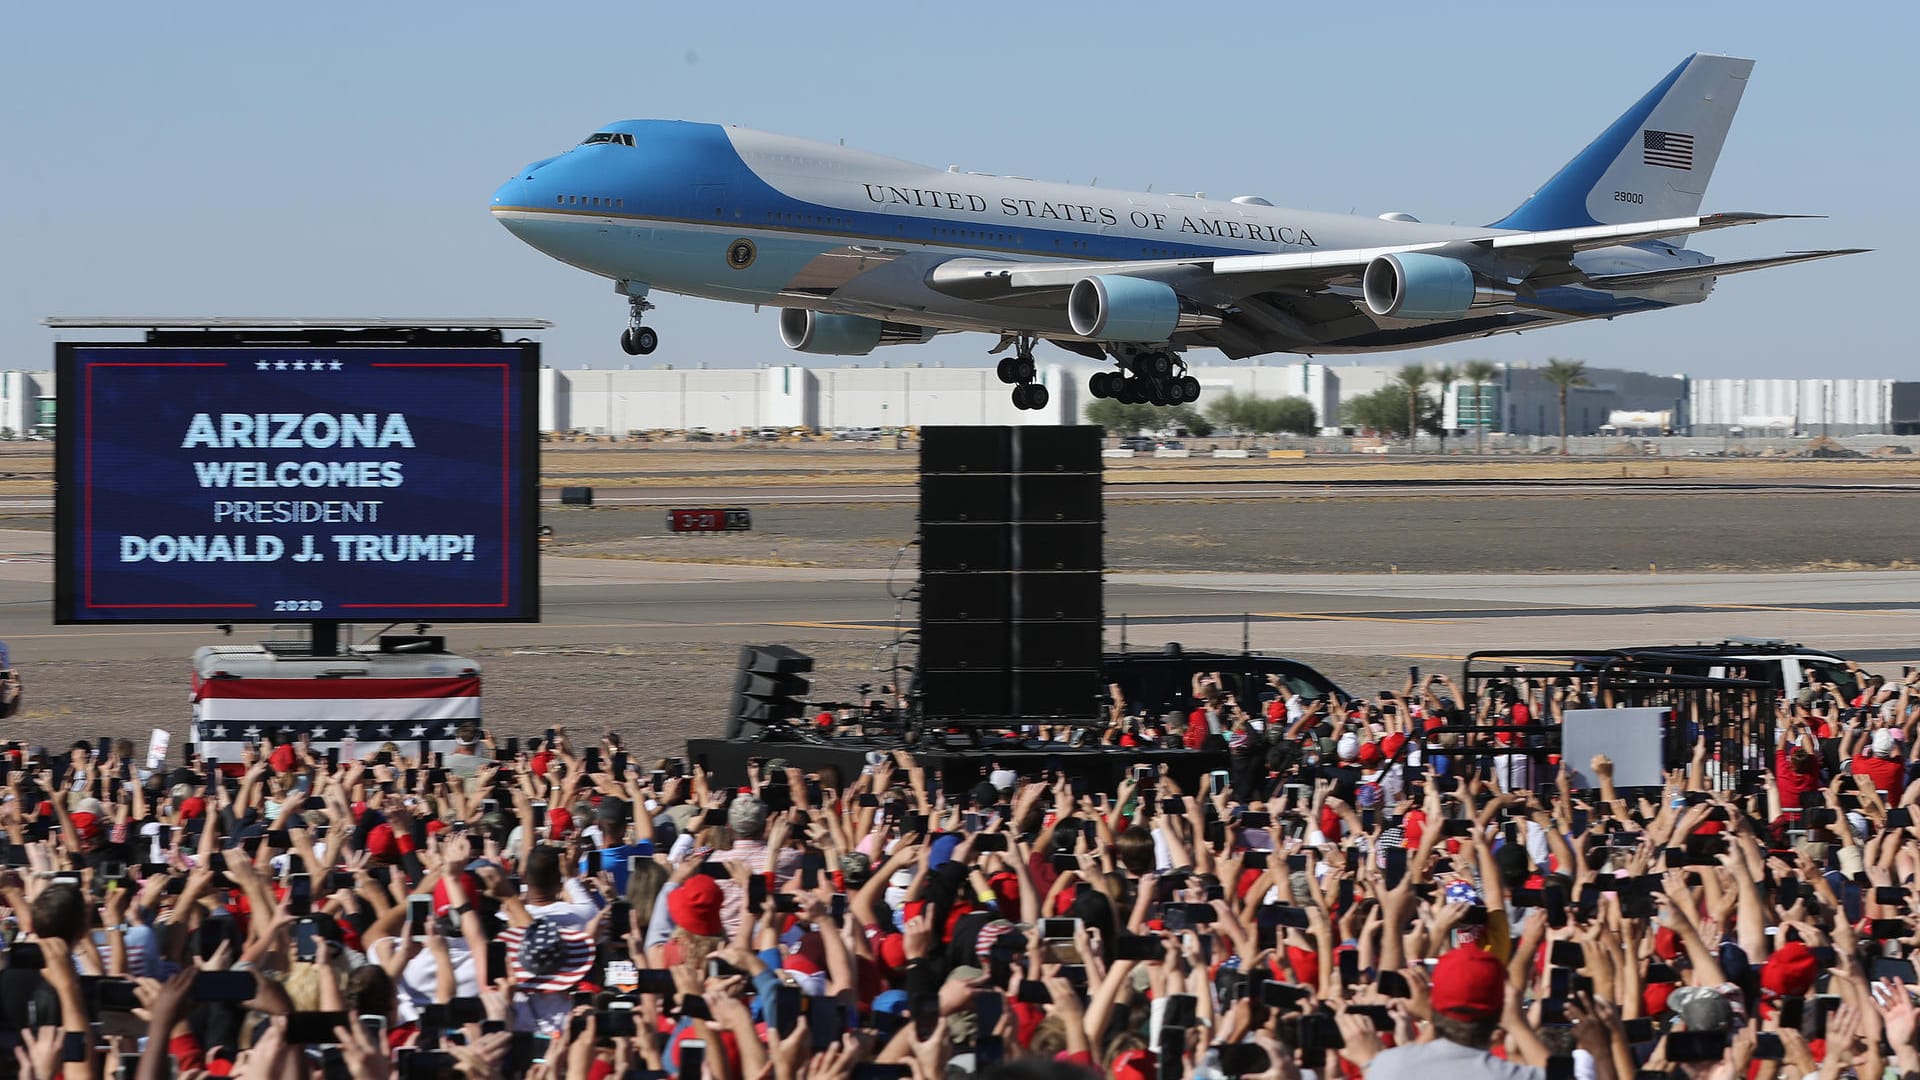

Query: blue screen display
(55, 344), (540, 623)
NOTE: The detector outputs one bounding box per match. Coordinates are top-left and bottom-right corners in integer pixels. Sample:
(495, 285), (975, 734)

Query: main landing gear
(993, 334), (1050, 411)
(618, 293), (658, 356)
(1087, 349), (1200, 406)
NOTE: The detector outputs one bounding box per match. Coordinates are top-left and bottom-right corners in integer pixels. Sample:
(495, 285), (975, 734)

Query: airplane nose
(491, 155), (563, 216)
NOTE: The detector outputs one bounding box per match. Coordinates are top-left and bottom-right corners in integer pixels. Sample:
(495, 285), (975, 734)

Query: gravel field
(3, 441), (1913, 756)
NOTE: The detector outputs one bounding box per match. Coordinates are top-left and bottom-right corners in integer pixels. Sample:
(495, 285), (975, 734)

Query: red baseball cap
(1762, 941), (1819, 998)
(1430, 946), (1507, 1020)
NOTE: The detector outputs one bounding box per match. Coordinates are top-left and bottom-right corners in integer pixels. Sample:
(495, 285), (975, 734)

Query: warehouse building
(1689, 378), (1920, 436)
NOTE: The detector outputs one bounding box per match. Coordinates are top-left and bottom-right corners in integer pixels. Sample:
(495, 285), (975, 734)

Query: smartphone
(487, 939), (508, 982)
(1550, 941), (1586, 968)
(1753, 1033), (1785, 1060)
(1015, 981), (1051, 1004)
(1666, 1030), (1730, 1062)
(407, 895), (432, 937)
(585, 850), (603, 875)
(601, 1006), (638, 1037)
(294, 918), (320, 962)
(974, 833), (1008, 852)
(1376, 971), (1410, 998)
(360, 1014), (388, 1047)
(192, 970), (258, 1003)
(284, 1010), (349, 1045)
(288, 874), (312, 918)
(761, 985), (807, 1050)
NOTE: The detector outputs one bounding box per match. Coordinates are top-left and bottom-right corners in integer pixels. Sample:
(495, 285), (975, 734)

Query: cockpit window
(580, 132), (635, 147)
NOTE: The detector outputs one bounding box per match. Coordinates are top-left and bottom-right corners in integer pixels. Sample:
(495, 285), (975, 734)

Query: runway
(0, 477), (1911, 518)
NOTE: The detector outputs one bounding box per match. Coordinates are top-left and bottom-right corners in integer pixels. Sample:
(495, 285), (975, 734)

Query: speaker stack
(918, 426), (1103, 725)
(725, 644), (813, 740)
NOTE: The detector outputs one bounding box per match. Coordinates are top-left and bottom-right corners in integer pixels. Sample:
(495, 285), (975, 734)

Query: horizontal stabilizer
(1587, 248), (1867, 289)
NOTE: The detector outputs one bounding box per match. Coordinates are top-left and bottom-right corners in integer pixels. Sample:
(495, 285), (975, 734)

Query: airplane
(491, 53), (1862, 412)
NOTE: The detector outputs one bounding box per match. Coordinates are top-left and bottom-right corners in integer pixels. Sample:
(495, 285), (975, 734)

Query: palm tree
(1460, 360), (1500, 455)
(1390, 363), (1429, 445)
(1430, 364), (1456, 453)
(1541, 358), (1591, 455)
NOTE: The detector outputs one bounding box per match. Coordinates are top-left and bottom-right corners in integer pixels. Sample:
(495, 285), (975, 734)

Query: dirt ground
(6, 438), (1916, 757)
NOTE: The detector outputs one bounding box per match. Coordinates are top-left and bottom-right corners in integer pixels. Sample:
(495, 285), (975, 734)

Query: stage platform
(687, 736), (1228, 791)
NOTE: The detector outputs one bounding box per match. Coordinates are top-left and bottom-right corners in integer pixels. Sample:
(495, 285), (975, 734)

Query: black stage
(687, 736), (1227, 791)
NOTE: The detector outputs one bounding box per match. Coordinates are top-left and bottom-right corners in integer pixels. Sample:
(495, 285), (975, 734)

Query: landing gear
(996, 335), (1048, 411)
(1091, 349), (1200, 406)
(618, 292), (658, 355)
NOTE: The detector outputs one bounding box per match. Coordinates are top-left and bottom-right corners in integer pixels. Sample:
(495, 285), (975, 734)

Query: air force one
(492, 54), (1861, 411)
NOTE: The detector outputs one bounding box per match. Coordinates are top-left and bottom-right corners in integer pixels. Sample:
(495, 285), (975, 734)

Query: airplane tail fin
(1489, 54), (1753, 232)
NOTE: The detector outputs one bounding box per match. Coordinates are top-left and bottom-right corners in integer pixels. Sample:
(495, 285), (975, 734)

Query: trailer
(190, 638), (481, 762)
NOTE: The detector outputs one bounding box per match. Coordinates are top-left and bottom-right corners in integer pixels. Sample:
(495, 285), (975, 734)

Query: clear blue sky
(3, 2), (1907, 378)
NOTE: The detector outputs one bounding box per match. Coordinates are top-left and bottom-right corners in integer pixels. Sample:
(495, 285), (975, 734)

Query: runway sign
(54, 343), (541, 624)
(666, 508), (752, 532)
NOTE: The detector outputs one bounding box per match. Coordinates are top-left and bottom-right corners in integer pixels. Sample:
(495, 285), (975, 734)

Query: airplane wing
(924, 212), (1813, 300)
(1584, 248), (1869, 289)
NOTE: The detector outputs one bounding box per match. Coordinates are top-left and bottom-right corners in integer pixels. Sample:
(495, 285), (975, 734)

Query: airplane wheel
(1089, 372), (1112, 399)
(1010, 384), (1031, 410)
(1148, 380), (1172, 407)
(1147, 353), (1172, 377)
(634, 327), (659, 355)
(997, 357), (1021, 384)
(1179, 375), (1201, 403)
(1025, 383), (1049, 410)
(1117, 380), (1142, 405)
(619, 329), (642, 356)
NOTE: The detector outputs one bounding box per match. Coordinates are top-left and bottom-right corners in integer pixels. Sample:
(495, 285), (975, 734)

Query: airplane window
(581, 133), (618, 145)
(555, 195), (564, 205)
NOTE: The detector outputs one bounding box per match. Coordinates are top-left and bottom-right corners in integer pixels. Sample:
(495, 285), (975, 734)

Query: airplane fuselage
(490, 121), (1705, 354)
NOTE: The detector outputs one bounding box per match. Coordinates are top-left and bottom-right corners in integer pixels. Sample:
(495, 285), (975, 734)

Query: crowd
(2, 659), (1920, 1080)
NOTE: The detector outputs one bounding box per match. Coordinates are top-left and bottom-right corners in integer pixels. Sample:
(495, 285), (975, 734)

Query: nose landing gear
(1087, 349), (1200, 406)
(618, 291), (657, 356)
(993, 334), (1049, 411)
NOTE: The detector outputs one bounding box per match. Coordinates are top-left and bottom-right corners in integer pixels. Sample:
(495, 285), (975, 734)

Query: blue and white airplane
(492, 54), (1860, 411)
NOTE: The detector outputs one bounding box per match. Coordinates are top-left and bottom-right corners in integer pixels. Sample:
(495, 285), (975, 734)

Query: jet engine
(1067, 275), (1181, 342)
(1361, 252), (1516, 320)
(778, 310), (934, 355)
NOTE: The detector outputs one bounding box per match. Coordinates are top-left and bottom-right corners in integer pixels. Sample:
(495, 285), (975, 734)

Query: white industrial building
(4, 361), (1917, 439)
(1690, 379), (1920, 436)
(0, 371), (56, 438)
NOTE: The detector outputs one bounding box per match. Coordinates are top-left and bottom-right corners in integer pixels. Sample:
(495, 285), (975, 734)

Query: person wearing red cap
(654, 874), (725, 969)
(1338, 948), (1543, 1080)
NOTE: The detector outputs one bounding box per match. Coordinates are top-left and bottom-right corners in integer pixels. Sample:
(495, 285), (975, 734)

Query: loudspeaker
(1011, 572), (1102, 622)
(920, 473), (1011, 524)
(559, 486), (594, 506)
(921, 524), (1010, 572)
(917, 670), (1010, 717)
(918, 622), (1010, 671)
(725, 645), (813, 740)
(1013, 474), (1103, 523)
(1010, 426), (1102, 473)
(1012, 523), (1103, 571)
(916, 426), (1106, 725)
(921, 572), (1011, 622)
(1010, 621), (1102, 670)
(920, 427), (1011, 475)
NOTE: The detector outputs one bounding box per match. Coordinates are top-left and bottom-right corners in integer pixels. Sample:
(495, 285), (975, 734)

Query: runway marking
(769, 620), (899, 631)
(1700, 603), (1920, 619)
(1251, 611), (1461, 625)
